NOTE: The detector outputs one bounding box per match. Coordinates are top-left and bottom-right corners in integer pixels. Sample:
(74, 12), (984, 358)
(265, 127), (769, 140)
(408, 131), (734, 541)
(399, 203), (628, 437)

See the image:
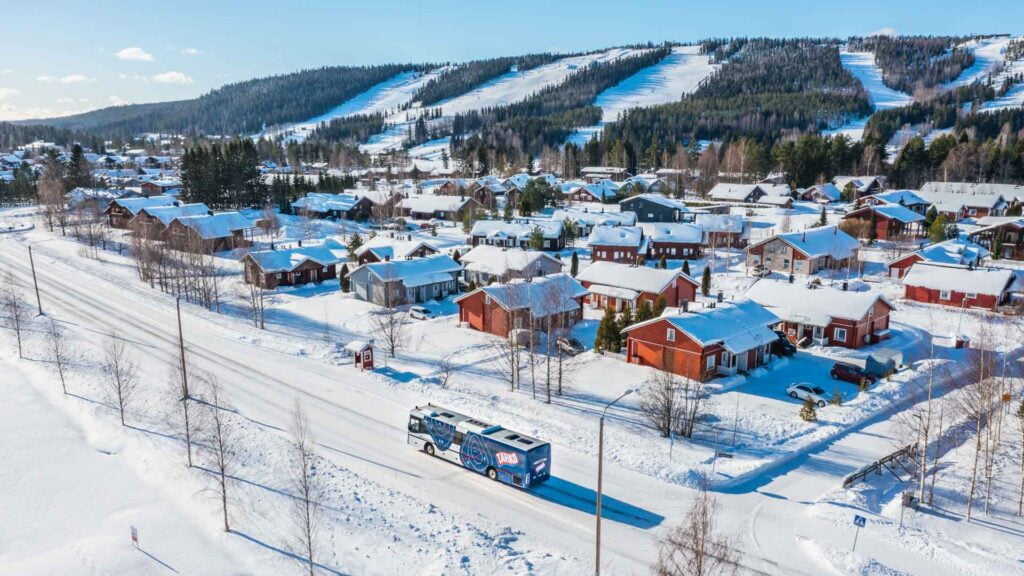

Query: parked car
(557, 337), (585, 356)
(751, 264), (770, 277)
(787, 383), (828, 407)
(427, 218), (452, 228)
(830, 362), (878, 386)
(772, 330), (796, 357)
(409, 306), (434, 320)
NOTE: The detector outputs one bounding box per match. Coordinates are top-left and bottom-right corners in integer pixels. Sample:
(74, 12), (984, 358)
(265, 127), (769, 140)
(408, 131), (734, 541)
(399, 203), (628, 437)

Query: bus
(407, 404), (551, 489)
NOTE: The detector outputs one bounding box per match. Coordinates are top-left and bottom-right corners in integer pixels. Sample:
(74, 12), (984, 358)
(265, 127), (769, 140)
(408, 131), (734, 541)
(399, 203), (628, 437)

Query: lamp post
(595, 388), (636, 576)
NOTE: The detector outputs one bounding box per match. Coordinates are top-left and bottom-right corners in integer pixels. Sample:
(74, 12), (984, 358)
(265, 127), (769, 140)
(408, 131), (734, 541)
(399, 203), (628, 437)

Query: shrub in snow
(800, 396), (817, 422)
(830, 388), (844, 406)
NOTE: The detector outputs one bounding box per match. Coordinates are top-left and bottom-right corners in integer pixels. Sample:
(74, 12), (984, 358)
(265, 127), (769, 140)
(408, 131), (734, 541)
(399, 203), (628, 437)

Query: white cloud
(118, 73), (128, 80)
(108, 96), (129, 106)
(0, 69), (11, 75)
(152, 71), (193, 85)
(37, 74), (93, 84)
(116, 46), (154, 61)
(868, 27), (898, 37)
(0, 88), (18, 99)
(0, 102), (91, 121)
(180, 47), (202, 56)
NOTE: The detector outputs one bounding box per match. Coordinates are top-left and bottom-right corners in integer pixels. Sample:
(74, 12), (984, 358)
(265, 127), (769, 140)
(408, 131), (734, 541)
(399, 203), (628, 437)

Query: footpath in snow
(567, 45), (715, 146)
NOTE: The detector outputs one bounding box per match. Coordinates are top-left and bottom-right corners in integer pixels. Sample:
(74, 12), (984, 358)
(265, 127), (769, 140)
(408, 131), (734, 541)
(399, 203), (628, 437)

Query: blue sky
(0, 0), (1019, 121)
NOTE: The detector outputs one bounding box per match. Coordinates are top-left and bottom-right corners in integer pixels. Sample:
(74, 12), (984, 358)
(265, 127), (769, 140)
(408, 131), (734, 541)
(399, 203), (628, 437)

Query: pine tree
(868, 209), (879, 243)
(635, 300), (654, 323)
(830, 388), (844, 406)
(618, 305), (634, 330)
(503, 200), (513, 221)
(570, 251), (579, 277)
(346, 232), (363, 254)
(928, 213), (949, 244)
(923, 205), (938, 230)
(595, 307), (621, 353)
(452, 249), (461, 264)
(527, 226), (545, 250)
(701, 266), (711, 296)
(653, 294), (667, 316)
(339, 264), (350, 292)
(682, 260), (690, 276)
(800, 396), (818, 421)
(658, 254), (667, 269)
(818, 206), (827, 227)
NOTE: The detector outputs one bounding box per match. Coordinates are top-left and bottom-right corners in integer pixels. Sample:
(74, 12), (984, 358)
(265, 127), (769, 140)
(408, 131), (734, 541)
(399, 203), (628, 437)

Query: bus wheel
(425, 443), (435, 456)
(486, 467), (498, 481)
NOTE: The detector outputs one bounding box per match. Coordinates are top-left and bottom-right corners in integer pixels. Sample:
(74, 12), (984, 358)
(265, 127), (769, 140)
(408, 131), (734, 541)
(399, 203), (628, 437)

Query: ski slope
(943, 36), (1012, 90)
(567, 45), (715, 146)
(825, 51), (916, 141)
(981, 36), (1024, 112)
(261, 68), (447, 143)
(361, 47), (650, 155)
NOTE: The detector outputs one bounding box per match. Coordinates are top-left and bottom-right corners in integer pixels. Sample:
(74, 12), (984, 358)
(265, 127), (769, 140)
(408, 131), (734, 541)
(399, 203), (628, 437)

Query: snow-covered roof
(107, 195), (177, 215)
(360, 254), (461, 286)
(354, 236), (437, 261)
(648, 223), (703, 244)
(845, 204), (924, 224)
(619, 193), (691, 211)
(694, 214), (747, 235)
(135, 203), (209, 225)
(757, 195), (793, 206)
(581, 166), (629, 174)
(461, 274), (587, 318)
(918, 182), (1014, 211)
(344, 340), (371, 353)
(833, 175), (884, 193)
(805, 183), (842, 201)
(901, 262), (1014, 296)
(625, 300), (779, 354)
(759, 184), (793, 197)
(470, 219), (563, 240)
(753, 226), (860, 260)
(398, 194), (474, 214)
(708, 183), (760, 201)
(577, 261), (694, 294)
(552, 208), (637, 227)
(969, 217), (1024, 236)
(867, 189), (928, 206)
(588, 225), (645, 247)
(587, 283), (640, 301)
(292, 192), (368, 213)
(745, 280), (893, 326)
(244, 239), (348, 273)
(893, 238), (989, 267)
(172, 212), (254, 239)
(460, 245), (561, 276)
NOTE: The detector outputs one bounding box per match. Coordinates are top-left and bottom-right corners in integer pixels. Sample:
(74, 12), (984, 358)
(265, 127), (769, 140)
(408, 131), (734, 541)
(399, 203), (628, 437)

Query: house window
(939, 290), (951, 300)
(485, 295), (491, 305)
(666, 328), (676, 342)
(834, 328), (847, 343)
(706, 355), (715, 371)
(968, 208), (977, 216)
(966, 292), (977, 299)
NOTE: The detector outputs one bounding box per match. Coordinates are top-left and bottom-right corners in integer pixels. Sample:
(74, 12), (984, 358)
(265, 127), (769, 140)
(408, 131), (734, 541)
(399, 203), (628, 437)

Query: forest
(413, 53), (563, 106)
(847, 35), (976, 95)
(31, 64), (425, 137)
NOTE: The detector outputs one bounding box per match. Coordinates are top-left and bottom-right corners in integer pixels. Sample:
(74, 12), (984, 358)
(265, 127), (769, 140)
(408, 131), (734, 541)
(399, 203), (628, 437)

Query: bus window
(453, 432), (465, 445)
(408, 417), (422, 433)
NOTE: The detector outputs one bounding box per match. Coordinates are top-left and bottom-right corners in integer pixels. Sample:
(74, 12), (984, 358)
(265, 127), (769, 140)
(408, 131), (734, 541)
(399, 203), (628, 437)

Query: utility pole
(177, 297), (190, 399)
(28, 245), (42, 315)
(595, 388), (635, 576)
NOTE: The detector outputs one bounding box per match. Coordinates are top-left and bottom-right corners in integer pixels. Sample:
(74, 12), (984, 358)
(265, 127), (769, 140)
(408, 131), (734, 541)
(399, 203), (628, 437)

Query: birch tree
(204, 376), (234, 532)
(104, 334), (139, 426)
(48, 317), (68, 394)
(290, 401), (323, 576)
(654, 478), (740, 576)
(3, 271), (27, 358)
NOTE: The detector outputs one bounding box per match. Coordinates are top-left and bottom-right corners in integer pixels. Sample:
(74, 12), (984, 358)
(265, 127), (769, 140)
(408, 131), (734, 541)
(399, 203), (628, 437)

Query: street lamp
(595, 387), (637, 576)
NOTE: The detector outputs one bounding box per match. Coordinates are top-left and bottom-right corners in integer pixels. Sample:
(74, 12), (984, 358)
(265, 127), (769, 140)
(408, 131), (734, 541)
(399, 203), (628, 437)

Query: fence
(842, 443), (918, 488)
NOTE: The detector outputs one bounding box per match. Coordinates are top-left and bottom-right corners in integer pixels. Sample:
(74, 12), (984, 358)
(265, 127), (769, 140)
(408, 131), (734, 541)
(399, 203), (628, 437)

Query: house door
(812, 326), (824, 341)
(1005, 245), (1014, 259)
(736, 351), (748, 372)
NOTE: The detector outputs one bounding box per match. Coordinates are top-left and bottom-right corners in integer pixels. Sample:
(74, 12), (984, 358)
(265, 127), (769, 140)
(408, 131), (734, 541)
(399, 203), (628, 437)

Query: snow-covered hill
(567, 45), (715, 146)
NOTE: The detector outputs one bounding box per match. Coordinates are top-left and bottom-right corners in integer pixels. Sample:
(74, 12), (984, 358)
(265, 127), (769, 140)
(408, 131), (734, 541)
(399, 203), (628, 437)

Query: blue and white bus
(407, 404), (551, 489)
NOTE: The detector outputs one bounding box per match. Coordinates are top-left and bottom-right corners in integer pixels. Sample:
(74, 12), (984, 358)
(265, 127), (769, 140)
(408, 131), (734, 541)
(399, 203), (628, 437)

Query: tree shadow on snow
(230, 530), (349, 576)
(530, 476), (664, 529)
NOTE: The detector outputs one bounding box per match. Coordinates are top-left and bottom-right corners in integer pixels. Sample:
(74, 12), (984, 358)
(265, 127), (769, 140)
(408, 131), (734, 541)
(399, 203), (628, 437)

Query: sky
(0, 0), (1020, 122)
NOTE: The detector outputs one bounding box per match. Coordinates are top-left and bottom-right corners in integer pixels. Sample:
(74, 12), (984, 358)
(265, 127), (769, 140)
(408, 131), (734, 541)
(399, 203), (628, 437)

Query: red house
(886, 238), (988, 279)
(576, 261), (697, 312)
(588, 226), (648, 264)
(648, 223), (704, 259)
(622, 300), (779, 382)
(455, 274), (588, 338)
(901, 262), (1015, 311)
(841, 204), (924, 241)
(745, 280), (894, 348)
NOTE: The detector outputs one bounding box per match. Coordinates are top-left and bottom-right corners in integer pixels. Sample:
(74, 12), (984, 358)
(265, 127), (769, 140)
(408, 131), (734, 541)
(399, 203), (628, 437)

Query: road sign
(131, 526), (139, 548)
(853, 515), (867, 528)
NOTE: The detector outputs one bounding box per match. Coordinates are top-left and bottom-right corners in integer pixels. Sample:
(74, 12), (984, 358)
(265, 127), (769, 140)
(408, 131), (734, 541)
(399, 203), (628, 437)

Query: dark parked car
(772, 331), (796, 357)
(830, 362), (878, 385)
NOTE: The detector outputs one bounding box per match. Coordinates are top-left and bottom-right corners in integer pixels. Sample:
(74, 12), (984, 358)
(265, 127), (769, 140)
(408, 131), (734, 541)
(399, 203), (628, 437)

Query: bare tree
(204, 376), (234, 532)
(654, 478), (740, 576)
(3, 271), (27, 358)
(639, 369), (684, 438)
(436, 356), (455, 388)
(37, 156), (67, 234)
(290, 400), (323, 576)
(48, 317), (68, 394)
(1015, 399), (1024, 516)
(104, 334), (139, 426)
(959, 330), (999, 521)
(168, 362), (197, 467)
(369, 306), (407, 358)
(237, 279), (268, 329)
(260, 203), (281, 240)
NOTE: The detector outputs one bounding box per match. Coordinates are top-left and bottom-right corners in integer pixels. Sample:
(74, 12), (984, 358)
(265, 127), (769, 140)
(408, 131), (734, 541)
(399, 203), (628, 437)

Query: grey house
(618, 194), (696, 223)
(349, 254), (462, 305)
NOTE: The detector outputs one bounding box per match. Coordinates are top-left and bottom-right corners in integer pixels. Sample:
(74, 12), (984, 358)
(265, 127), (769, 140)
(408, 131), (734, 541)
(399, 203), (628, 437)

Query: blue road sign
(853, 515), (867, 528)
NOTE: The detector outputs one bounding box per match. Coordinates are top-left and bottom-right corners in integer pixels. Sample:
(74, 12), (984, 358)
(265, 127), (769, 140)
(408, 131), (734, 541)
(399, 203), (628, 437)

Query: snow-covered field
(981, 36), (1024, 112)
(260, 68), (448, 143)
(3, 201), (1024, 575)
(943, 36), (1013, 90)
(567, 45), (715, 146)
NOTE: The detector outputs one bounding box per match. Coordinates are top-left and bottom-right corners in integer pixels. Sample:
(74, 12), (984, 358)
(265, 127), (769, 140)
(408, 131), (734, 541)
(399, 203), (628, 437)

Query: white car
(786, 383), (828, 407)
(409, 306), (434, 320)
